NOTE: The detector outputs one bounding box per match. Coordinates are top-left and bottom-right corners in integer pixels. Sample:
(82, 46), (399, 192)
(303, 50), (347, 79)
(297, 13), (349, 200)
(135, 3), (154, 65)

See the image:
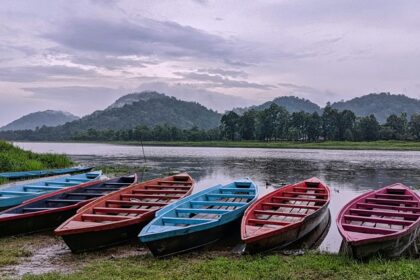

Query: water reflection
(14, 142), (420, 252)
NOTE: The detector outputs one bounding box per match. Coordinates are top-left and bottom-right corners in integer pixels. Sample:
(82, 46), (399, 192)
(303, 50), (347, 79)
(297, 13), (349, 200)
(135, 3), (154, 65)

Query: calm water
(15, 142), (420, 253)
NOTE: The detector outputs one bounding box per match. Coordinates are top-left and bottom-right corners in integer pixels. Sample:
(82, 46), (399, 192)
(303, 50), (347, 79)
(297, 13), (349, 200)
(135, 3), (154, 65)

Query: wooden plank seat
(22, 207), (56, 212)
(375, 193), (414, 200)
(254, 210), (307, 218)
(121, 194), (181, 200)
(46, 199), (84, 203)
(175, 208), (230, 214)
(356, 203), (420, 212)
(190, 201), (246, 207)
(45, 182), (75, 186)
(66, 193), (103, 197)
(272, 196), (327, 203)
(365, 198), (418, 205)
(104, 182), (131, 186)
(343, 214), (413, 226)
(144, 184), (191, 189)
(132, 189), (187, 194)
(262, 202), (321, 210)
(248, 218), (291, 226)
(206, 194), (255, 199)
(81, 214), (131, 221)
(349, 208), (420, 219)
(157, 181), (190, 185)
(341, 223), (398, 235)
(162, 217), (215, 225)
(293, 187), (325, 192)
(219, 188), (255, 193)
(23, 185), (63, 191)
(85, 187), (121, 191)
(93, 207), (150, 214)
(0, 190), (38, 195)
(106, 200), (169, 207)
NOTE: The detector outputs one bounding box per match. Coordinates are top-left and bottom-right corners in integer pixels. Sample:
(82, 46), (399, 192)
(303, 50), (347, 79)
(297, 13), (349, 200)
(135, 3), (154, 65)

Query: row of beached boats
(0, 169), (419, 259)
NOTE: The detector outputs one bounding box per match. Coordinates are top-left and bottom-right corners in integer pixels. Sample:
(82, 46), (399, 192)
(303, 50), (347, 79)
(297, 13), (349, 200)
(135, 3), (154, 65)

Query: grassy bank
(0, 141), (72, 178)
(21, 252), (420, 280)
(115, 140), (420, 151)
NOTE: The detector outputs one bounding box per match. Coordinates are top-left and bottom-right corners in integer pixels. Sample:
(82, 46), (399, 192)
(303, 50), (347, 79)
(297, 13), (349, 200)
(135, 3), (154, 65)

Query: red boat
(55, 173), (194, 253)
(241, 177), (330, 253)
(337, 183), (420, 259)
(0, 175), (137, 237)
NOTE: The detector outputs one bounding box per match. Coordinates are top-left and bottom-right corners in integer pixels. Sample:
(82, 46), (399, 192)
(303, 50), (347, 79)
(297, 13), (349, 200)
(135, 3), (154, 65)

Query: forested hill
(331, 93), (420, 123)
(233, 96), (322, 115)
(36, 92), (221, 137)
(0, 110), (79, 131)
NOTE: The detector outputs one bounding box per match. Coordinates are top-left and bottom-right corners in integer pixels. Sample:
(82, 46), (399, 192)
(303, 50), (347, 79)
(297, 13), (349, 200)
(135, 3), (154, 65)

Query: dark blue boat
(0, 166), (93, 180)
(0, 171), (102, 210)
(139, 178), (258, 257)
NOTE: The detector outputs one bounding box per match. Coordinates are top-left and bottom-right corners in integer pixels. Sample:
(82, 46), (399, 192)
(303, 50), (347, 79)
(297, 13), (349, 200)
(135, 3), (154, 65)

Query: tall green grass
(0, 141), (72, 173)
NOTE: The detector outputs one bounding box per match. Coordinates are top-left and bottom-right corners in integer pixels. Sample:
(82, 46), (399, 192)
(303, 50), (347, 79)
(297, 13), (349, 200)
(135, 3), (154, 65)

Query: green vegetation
(119, 140), (420, 150)
(21, 252), (420, 280)
(0, 140), (72, 174)
(0, 237), (32, 266)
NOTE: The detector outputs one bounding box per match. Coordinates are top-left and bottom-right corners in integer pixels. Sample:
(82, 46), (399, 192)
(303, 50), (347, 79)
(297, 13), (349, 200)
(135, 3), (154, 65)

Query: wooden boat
(337, 183), (420, 259)
(55, 173), (194, 253)
(241, 177), (330, 253)
(0, 171), (102, 210)
(139, 178), (258, 257)
(0, 166), (93, 180)
(0, 175), (136, 237)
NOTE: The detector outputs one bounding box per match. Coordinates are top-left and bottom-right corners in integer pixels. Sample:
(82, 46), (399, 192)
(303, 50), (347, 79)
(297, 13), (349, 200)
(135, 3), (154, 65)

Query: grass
(114, 140), (420, 151)
(0, 237), (32, 266)
(21, 252), (420, 280)
(0, 140), (72, 174)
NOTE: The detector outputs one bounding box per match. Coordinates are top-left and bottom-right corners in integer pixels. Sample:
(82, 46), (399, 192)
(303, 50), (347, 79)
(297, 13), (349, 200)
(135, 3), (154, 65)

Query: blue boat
(0, 171), (102, 210)
(139, 178), (258, 257)
(0, 166), (93, 180)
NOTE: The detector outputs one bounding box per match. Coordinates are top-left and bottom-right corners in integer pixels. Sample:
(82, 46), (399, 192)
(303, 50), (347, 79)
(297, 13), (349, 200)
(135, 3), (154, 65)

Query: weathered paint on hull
(0, 209), (76, 237)
(245, 205), (330, 254)
(340, 226), (420, 259)
(143, 220), (238, 258)
(61, 222), (147, 253)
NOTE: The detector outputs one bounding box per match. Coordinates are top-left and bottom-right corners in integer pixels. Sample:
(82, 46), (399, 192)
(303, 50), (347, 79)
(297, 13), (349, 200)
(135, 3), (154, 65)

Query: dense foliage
(1, 104), (419, 143)
(0, 141), (72, 173)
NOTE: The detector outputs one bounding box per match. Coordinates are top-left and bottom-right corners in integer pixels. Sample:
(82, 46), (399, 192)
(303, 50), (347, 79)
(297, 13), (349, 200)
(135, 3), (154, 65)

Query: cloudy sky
(1, 0), (420, 125)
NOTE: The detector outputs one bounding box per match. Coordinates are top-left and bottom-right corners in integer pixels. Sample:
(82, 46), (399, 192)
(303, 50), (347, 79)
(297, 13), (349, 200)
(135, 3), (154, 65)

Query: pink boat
(337, 183), (420, 259)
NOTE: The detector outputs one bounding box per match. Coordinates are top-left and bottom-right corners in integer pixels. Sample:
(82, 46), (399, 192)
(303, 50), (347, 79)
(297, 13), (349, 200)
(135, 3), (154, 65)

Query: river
(14, 142), (420, 253)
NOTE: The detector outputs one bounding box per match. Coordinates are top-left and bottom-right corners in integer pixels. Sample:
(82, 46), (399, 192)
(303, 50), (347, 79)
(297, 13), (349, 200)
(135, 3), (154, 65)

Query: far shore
(13, 140), (420, 151)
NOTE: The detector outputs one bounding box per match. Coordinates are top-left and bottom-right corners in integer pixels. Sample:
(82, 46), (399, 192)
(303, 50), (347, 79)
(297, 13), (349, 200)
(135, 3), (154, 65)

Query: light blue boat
(139, 178), (258, 257)
(0, 171), (102, 210)
(0, 166), (93, 180)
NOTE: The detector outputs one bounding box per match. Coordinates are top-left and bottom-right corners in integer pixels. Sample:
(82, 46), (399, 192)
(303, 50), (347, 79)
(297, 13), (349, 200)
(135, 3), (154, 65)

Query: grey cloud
(0, 65), (98, 82)
(197, 68), (248, 78)
(44, 17), (238, 62)
(277, 82), (337, 104)
(175, 71), (275, 90)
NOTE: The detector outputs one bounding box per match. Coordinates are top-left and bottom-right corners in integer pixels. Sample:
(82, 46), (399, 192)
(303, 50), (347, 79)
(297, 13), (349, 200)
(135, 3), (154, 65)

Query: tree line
(0, 104), (419, 142)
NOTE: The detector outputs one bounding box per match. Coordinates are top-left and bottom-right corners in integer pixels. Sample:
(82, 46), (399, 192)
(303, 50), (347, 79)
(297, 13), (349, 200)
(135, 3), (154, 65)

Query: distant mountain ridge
(233, 96), (322, 115)
(330, 92), (420, 123)
(0, 110), (79, 131)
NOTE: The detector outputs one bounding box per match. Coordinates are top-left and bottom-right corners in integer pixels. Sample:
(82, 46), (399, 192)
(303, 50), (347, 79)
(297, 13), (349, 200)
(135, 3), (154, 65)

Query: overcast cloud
(1, 0), (420, 125)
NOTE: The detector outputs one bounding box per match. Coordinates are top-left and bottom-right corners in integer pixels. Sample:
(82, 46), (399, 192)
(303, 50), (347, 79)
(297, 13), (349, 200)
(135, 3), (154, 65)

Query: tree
(322, 105), (340, 140)
(338, 110), (356, 140)
(239, 110), (257, 140)
(220, 111), (240, 140)
(306, 112), (322, 141)
(409, 113), (420, 140)
(357, 115), (380, 141)
(385, 113), (408, 140)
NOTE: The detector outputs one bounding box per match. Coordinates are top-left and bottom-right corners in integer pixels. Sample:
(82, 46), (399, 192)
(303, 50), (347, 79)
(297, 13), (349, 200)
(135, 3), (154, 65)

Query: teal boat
(0, 166), (93, 180)
(0, 171), (102, 210)
(139, 178), (258, 257)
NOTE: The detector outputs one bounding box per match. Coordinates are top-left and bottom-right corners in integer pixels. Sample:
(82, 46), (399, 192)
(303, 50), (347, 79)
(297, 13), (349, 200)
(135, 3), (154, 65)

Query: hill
(331, 93), (420, 123)
(0, 110), (79, 131)
(233, 96), (322, 114)
(53, 91), (222, 134)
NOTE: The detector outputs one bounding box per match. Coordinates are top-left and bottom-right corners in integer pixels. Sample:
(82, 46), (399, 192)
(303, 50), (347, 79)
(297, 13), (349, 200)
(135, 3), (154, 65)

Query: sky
(1, 0), (420, 125)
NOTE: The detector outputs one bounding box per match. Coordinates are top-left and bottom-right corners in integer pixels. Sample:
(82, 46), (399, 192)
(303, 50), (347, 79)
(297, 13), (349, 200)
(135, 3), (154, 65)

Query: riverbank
(0, 141), (72, 183)
(115, 140), (420, 151)
(0, 233), (419, 280)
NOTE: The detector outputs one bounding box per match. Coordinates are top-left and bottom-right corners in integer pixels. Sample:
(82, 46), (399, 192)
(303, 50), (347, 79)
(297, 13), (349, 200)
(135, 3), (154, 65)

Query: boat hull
(340, 226), (420, 259)
(61, 222), (147, 253)
(245, 204), (330, 254)
(0, 209), (76, 237)
(143, 220), (238, 258)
